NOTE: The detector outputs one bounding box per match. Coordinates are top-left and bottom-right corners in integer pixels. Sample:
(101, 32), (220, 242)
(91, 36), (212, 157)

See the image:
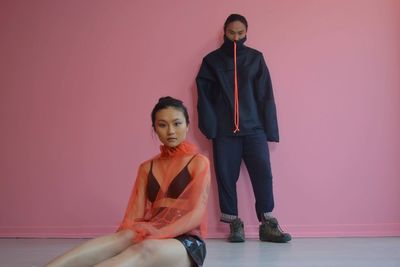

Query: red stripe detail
(233, 41), (240, 133)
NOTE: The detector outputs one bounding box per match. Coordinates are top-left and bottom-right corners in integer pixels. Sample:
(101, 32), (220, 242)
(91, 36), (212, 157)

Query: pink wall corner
(1, 0), (400, 238)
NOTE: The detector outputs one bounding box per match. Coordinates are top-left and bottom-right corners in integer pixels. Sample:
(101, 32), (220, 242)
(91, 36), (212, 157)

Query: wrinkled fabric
(175, 234), (206, 267)
(118, 142), (210, 243)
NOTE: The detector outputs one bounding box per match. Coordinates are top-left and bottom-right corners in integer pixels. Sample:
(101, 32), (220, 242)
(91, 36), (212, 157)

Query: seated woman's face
(154, 107), (188, 147)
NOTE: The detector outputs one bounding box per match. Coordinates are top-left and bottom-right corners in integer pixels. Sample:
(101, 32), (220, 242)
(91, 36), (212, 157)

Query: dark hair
(224, 14), (248, 31)
(151, 96), (190, 127)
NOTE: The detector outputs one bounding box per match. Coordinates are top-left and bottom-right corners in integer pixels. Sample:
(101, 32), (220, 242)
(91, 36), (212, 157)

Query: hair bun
(151, 96), (189, 127)
(158, 96), (182, 104)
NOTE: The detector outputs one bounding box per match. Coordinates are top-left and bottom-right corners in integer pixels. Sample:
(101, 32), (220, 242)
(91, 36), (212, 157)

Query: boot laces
(266, 218), (285, 234)
(231, 219), (242, 231)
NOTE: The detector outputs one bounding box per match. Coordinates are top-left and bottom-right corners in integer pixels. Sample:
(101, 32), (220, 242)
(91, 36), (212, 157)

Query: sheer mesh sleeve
(117, 161), (150, 239)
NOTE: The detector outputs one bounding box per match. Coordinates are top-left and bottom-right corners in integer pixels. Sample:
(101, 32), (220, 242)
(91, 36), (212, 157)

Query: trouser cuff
(220, 213), (238, 223)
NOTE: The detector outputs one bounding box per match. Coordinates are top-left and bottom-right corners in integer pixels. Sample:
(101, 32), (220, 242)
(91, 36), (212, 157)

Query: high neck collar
(221, 35), (247, 56)
(159, 141), (198, 158)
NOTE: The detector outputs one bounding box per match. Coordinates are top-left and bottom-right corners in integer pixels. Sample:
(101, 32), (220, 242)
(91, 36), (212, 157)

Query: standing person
(45, 96), (210, 267)
(196, 14), (291, 243)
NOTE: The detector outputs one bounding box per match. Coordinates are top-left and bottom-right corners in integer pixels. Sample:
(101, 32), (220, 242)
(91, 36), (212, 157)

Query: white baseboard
(207, 223), (400, 238)
(1, 223), (400, 238)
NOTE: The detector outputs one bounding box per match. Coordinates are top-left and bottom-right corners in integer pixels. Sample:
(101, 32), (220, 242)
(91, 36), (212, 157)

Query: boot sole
(259, 236), (291, 243)
(228, 236), (245, 243)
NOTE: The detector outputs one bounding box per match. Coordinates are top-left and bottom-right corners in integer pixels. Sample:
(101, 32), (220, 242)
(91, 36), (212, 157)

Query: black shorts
(175, 234), (206, 267)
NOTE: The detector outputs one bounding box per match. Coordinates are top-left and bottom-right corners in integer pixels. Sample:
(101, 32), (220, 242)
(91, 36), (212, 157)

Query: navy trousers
(212, 132), (275, 222)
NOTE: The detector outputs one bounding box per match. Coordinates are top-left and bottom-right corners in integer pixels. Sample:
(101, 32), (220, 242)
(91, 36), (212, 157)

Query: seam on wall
(0, 226), (116, 238)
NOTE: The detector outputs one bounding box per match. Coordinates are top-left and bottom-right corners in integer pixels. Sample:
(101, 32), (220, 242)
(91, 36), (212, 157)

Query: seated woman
(45, 96), (210, 267)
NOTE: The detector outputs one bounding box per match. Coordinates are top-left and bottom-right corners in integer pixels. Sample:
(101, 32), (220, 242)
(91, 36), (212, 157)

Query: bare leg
(44, 230), (134, 267)
(93, 238), (192, 267)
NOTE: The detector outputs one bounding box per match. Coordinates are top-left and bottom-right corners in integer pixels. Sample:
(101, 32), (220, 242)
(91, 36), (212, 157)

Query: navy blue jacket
(196, 37), (279, 142)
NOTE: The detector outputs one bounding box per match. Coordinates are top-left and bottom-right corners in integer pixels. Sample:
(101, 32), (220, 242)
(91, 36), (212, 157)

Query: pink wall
(1, 0), (399, 238)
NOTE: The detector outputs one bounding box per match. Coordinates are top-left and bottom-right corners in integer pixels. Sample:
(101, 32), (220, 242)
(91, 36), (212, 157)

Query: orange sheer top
(118, 141), (210, 243)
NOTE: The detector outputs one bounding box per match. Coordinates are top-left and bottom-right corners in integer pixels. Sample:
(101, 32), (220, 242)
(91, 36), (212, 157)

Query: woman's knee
(128, 239), (159, 261)
(115, 229), (134, 241)
(130, 239), (157, 256)
(118, 239), (191, 267)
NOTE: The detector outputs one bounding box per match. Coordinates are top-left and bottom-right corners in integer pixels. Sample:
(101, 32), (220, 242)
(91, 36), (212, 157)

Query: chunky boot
(228, 218), (245, 242)
(259, 217), (291, 243)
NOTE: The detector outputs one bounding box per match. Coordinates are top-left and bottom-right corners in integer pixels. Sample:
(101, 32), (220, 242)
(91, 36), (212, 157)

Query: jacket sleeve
(196, 58), (218, 139)
(255, 54), (280, 142)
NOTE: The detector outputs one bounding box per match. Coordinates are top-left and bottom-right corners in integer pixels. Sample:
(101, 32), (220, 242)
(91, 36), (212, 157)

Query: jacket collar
(220, 35), (247, 57)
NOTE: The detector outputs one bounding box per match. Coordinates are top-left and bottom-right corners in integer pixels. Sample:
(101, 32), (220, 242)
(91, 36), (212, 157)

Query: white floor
(1, 237), (400, 267)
